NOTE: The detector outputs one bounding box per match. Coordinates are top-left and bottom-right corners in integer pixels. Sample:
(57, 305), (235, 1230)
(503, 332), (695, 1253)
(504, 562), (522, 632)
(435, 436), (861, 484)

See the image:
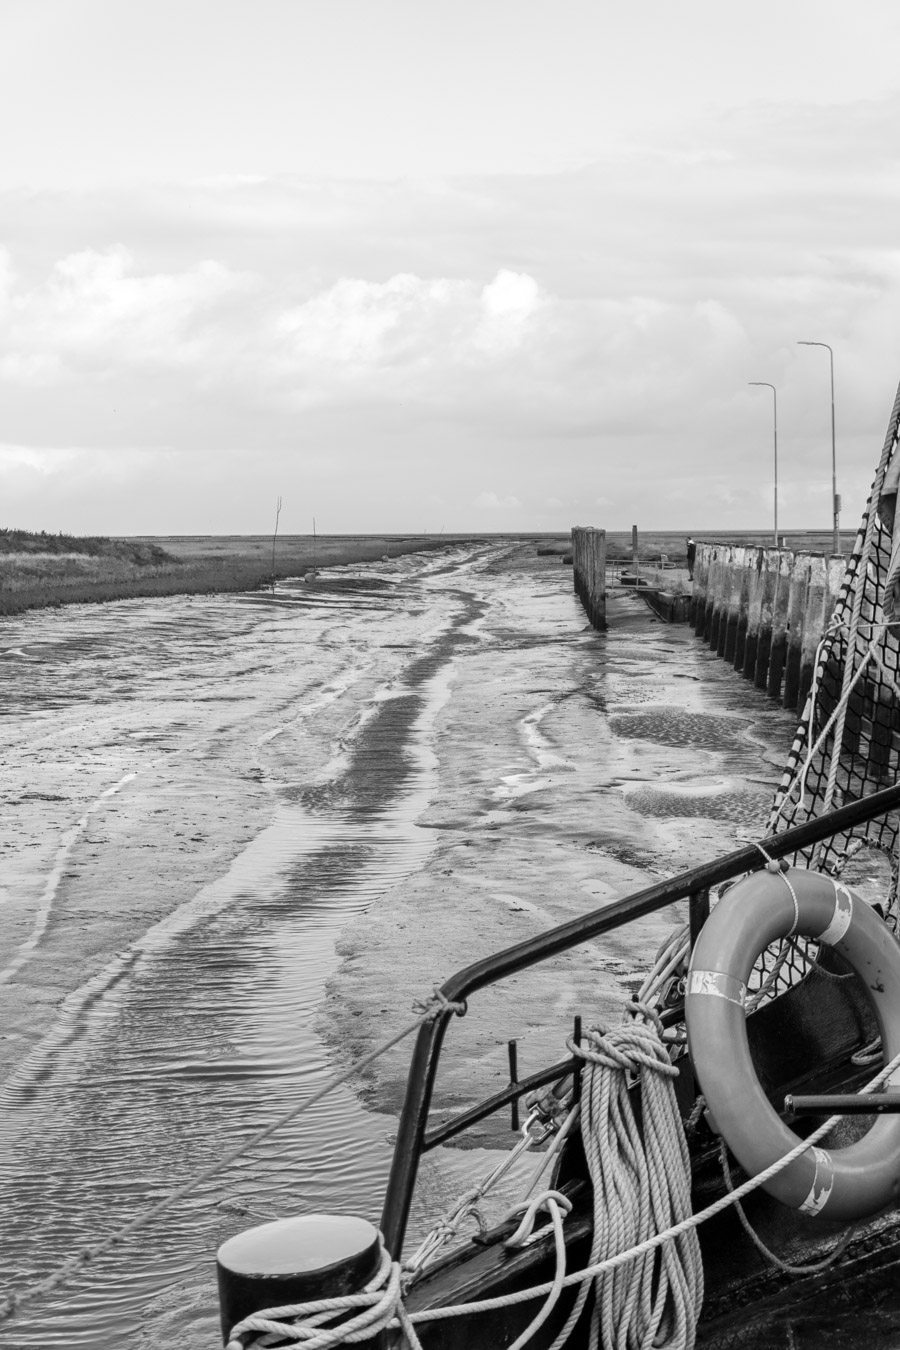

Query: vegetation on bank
(0, 529), (461, 617)
(0, 528), (175, 566)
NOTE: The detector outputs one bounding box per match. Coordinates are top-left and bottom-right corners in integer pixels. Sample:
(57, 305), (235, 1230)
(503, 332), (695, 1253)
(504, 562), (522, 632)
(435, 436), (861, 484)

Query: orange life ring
(685, 865), (900, 1221)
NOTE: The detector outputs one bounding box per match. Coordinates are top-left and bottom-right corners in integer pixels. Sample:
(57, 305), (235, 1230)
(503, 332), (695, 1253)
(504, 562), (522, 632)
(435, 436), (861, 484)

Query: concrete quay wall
(571, 527), (607, 631)
(690, 542), (845, 712)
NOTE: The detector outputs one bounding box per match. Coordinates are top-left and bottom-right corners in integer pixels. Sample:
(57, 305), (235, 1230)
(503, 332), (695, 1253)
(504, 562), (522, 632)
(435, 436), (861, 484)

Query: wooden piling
(797, 556), (828, 712)
(571, 526), (607, 631)
(708, 549), (727, 649)
(714, 547), (734, 657)
(741, 550), (764, 679)
(700, 546), (719, 640)
(690, 542), (852, 711)
(691, 546), (710, 631)
(723, 547), (745, 663)
(783, 555), (812, 712)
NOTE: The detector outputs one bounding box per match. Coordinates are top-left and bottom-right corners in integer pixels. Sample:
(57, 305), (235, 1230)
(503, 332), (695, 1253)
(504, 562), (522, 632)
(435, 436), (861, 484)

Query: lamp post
(748, 382), (778, 546)
(797, 341), (839, 555)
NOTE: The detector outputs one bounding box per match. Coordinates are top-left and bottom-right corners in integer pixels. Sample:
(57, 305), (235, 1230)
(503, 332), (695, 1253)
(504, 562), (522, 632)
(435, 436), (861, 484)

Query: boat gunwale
(382, 783), (900, 1255)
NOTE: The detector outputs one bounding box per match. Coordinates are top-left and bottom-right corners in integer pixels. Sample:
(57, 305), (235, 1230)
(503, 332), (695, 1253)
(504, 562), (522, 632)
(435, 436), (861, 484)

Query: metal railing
(380, 784), (900, 1254)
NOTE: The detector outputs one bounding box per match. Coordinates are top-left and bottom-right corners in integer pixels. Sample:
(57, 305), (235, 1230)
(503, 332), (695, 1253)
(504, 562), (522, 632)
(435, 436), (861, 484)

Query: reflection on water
(0, 550), (795, 1348)
(0, 552), (472, 1348)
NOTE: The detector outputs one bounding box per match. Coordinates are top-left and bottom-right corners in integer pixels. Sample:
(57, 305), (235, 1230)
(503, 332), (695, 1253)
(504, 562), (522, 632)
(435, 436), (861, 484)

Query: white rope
(224, 1047), (900, 1349)
(548, 1006), (702, 1350)
(771, 621), (885, 827)
(404, 1113), (540, 1274)
(502, 1193), (571, 1350)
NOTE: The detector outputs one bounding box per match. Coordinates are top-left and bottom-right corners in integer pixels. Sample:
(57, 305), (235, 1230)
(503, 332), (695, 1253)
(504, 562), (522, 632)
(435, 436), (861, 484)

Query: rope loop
(568, 1019), (679, 1080)
(503, 1190), (573, 1249)
(412, 986), (467, 1020)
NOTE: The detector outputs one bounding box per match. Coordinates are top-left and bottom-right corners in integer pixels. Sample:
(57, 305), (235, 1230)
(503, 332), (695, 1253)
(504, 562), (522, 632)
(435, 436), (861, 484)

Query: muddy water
(0, 544), (799, 1348)
(0, 547), (485, 1347)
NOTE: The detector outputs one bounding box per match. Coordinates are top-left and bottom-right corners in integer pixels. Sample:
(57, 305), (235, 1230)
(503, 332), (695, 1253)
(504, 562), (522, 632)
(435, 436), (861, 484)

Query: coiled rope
(549, 1004), (702, 1350)
(223, 1046), (900, 1350)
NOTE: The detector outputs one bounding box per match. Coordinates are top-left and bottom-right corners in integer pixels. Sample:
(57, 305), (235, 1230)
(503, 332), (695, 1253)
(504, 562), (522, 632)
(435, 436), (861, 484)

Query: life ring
(685, 865), (900, 1221)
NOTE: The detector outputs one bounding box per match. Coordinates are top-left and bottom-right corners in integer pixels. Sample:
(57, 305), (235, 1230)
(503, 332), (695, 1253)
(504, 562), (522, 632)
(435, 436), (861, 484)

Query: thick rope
(548, 1006), (702, 1350)
(404, 1113), (540, 1274)
(223, 1048), (900, 1349)
(0, 988), (464, 1326)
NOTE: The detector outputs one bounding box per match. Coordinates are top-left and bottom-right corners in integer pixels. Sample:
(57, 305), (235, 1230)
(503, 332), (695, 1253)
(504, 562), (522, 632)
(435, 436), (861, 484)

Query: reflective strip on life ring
(685, 866), (900, 1222)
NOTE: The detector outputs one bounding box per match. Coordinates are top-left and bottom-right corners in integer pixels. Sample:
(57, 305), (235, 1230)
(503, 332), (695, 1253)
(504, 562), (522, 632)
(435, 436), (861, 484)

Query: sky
(2, 1), (900, 536)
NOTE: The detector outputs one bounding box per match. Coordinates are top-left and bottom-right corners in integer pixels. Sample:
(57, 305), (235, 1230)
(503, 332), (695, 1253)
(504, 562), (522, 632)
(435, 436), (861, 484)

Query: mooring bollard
(217, 1214), (382, 1346)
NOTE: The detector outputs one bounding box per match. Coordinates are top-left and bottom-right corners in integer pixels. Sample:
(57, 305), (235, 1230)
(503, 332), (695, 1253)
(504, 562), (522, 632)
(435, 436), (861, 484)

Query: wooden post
(741, 549), (764, 679)
(766, 550), (793, 699)
(632, 525), (639, 577)
(723, 547), (744, 662)
(783, 555), (812, 712)
(690, 544), (709, 631)
(715, 548), (735, 657)
(797, 556), (828, 712)
(571, 527), (606, 631)
(707, 549), (726, 649)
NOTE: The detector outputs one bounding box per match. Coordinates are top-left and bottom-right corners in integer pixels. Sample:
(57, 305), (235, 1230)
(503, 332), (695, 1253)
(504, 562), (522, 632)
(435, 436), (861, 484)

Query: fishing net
(767, 375), (900, 873)
(742, 375), (900, 1000)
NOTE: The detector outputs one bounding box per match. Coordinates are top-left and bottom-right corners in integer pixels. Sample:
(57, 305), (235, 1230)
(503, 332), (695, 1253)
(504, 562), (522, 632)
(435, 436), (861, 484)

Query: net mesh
(744, 376), (900, 1000)
(767, 374), (900, 879)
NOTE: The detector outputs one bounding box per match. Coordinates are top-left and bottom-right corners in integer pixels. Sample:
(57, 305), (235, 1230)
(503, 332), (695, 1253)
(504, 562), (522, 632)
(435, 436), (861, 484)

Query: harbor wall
(571, 527), (607, 631)
(689, 542), (846, 712)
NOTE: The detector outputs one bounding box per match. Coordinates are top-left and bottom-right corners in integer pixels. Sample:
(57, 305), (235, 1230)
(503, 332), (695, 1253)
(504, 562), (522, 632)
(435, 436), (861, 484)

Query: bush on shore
(0, 528), (176, 566)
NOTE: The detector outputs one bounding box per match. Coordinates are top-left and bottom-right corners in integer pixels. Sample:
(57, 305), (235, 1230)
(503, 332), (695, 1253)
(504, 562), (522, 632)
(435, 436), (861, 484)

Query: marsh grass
(0, 531), (463, 616)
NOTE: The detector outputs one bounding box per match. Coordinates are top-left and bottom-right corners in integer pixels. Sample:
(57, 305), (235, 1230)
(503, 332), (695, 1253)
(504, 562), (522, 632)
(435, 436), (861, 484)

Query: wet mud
(0, 543), (804, 1348)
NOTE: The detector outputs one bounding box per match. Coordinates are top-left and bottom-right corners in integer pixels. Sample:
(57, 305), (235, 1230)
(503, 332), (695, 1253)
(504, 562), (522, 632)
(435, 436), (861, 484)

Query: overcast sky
(3, 0), (900, 536)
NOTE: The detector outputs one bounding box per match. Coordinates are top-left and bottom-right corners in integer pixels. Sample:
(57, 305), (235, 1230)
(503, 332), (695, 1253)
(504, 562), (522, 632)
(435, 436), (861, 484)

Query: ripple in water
(0, 561), (463, 1349)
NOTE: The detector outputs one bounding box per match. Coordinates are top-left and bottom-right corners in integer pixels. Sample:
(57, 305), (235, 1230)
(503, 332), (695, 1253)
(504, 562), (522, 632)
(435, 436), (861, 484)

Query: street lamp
(797, 341), (839, 555)
(748, 382), (778, 546)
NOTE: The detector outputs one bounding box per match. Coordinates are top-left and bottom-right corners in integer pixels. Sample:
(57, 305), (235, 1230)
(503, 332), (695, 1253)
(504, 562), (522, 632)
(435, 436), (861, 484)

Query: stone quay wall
(571, 527), (607, 631)
(690, 542), (846, 713)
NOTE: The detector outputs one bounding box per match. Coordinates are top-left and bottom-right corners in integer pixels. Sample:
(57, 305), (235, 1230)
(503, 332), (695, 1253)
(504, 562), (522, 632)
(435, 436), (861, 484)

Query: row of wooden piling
(690, 543), (845, 713)
(571, 527), (607, 630)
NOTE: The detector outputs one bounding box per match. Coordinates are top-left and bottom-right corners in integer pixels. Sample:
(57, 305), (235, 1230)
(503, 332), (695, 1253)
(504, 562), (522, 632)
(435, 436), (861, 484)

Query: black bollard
(217, 1213), (382, 1346)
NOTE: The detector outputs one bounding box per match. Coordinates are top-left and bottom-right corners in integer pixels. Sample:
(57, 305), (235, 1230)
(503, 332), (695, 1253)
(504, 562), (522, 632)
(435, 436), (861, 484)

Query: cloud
(2, 91), (900, 532)
(474, 491), (522, 511)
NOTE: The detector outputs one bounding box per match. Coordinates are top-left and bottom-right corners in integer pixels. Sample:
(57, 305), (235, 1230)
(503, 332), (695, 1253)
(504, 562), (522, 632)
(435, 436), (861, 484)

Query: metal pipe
(798, 341), (839, 554)
(787, 1092), (900, 1116)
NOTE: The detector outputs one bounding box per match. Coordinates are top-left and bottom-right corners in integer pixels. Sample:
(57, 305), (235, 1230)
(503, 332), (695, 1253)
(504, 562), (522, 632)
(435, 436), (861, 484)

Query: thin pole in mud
(313, 516), (317, 571)
(271, 495), (282, 592)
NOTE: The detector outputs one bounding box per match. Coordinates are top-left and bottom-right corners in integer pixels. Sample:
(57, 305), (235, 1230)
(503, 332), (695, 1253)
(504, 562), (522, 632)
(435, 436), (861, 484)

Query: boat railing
(381, 783), (900, 1255)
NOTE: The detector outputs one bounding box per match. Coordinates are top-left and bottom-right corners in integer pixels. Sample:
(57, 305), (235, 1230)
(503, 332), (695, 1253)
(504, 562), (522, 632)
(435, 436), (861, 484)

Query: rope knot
(412, 986), (466, 1020)
(503, 1190), (573, 1249)
(569, 1023), (678, 1079)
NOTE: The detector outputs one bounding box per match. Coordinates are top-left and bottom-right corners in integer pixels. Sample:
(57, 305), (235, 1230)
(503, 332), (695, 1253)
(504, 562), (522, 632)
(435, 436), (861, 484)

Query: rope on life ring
(685, 865), (900, 1222)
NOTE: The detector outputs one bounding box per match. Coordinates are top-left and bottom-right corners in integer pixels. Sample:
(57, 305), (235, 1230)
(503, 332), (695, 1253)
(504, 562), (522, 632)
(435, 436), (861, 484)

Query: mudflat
(1, 541), (810, 1347)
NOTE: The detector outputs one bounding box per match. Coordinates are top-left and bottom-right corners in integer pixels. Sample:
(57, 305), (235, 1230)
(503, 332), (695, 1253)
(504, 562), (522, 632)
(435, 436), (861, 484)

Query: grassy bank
(0, 531), (471, 617)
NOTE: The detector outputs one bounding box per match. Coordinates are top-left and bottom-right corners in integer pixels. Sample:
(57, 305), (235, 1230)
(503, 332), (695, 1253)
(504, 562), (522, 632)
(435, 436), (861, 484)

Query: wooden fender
(685, 866), (900, 1221)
